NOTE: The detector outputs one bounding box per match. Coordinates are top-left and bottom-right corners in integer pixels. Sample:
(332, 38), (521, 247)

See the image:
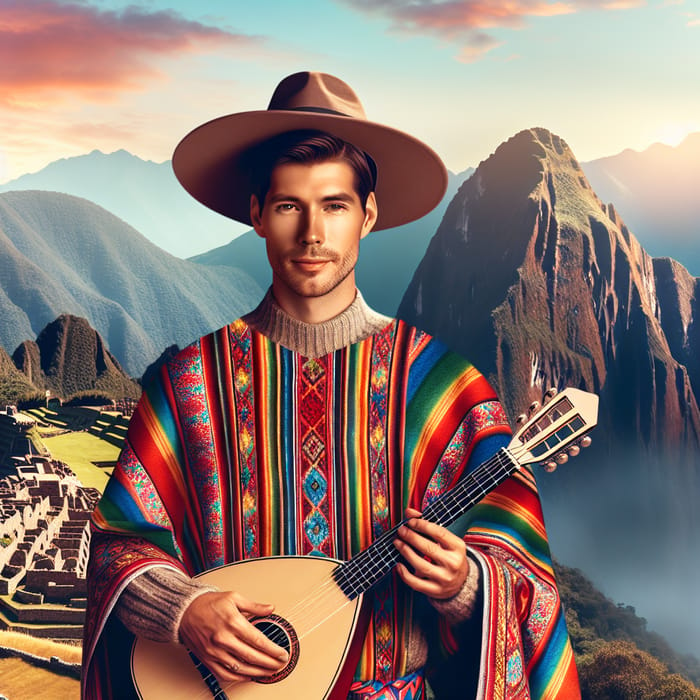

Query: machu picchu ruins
(0, 405), (124, 640)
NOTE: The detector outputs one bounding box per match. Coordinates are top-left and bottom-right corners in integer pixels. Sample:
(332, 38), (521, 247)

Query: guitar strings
(197, 451), (523, 697)
(181, 421), (580, 698)
(273, 439), (549, 629)
(255, 447), (520, 640)
(238, 430), (567, 650)
(220, 447), (522, 655)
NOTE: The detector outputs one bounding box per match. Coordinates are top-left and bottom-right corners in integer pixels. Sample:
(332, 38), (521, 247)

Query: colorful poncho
(82, 318), (580, 699)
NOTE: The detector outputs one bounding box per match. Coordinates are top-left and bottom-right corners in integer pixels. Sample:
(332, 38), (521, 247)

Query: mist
(537, 440), (700, 658)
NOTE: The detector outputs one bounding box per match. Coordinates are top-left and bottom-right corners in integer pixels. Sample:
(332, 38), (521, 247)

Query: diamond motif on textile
(302, 431), (324, 463)
(304, 511), (330, 549)
(300, 391), (324, 427)
(303, 468), (327, 507)
(302, 358), (325, 384)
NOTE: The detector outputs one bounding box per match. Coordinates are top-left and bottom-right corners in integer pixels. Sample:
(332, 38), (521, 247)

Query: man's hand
(178, 591), (289, 683)
(393, 507), (469, 600)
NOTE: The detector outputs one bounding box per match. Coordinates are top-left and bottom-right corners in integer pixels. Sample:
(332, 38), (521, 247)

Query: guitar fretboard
(332, 447), (519, 599)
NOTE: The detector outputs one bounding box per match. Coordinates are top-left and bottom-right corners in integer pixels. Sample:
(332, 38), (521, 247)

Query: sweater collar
(243, 289), (392, 358)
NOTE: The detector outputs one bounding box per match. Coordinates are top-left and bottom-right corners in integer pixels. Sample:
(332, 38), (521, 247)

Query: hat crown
(267, 71), (367, 120)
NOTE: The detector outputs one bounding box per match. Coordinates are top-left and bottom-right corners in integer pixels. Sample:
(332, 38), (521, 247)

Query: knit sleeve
(115, 566), (218, 643)
(429, 552), (481, 625)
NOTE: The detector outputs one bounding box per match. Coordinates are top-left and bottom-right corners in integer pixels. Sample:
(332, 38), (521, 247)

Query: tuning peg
(528, 401), (540, 415)
(580, 436), (592, 448)
(516, 413), (527, 425)
(544, 387), (558, 402)
(567, 445), (580, 458)
(544, 461), (558, 473)
(555, 452), (569, 465)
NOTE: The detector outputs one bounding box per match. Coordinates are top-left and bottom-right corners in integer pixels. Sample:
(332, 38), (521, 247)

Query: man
(82, 72), (580, 699)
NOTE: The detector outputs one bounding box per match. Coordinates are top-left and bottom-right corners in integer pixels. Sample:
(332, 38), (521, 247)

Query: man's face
(251, 160), (377, 316)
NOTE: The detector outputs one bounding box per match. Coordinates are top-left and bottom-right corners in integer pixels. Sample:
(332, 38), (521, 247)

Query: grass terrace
(19, 405), (129, 492)
(41, 432), (119, 492)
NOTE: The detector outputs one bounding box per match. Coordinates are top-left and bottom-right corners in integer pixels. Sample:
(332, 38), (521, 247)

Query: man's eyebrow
(321, 192), (355, 202)
(267, 193), (301, 203)
(267, 192), (356, 203)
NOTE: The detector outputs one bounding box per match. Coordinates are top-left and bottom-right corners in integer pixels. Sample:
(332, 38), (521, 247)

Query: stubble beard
(281, 245), (358, 299)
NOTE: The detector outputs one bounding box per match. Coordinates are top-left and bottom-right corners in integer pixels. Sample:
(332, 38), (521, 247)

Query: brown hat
(172, 71), (447, 231)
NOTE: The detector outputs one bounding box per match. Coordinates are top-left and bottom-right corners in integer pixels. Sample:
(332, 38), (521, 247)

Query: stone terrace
(0, 410), (102, 640)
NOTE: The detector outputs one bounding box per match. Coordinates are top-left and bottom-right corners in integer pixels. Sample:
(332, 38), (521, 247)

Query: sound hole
(252, 614), (299, 684)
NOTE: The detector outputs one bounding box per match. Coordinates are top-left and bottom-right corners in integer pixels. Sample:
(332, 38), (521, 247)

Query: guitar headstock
(508, 388), (598, 470)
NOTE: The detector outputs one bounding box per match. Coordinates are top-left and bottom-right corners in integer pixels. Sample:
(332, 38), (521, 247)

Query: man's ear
(250, 194), (265, 238)
(360, 192), (378, 240)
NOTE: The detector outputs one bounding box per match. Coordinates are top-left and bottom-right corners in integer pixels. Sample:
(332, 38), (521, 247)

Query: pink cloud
(388, 1), (574, 35)
(339, 0), (643, 60)
(0, 1), (261, 104)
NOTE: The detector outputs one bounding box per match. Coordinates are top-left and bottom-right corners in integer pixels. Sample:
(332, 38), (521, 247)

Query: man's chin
(289, 283), (335, 299)
(283, 272), (344, 299)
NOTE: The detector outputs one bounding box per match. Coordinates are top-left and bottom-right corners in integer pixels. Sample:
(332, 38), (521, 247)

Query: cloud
(455, 32), (504, 63)
(338, 0), (644, 61)
(0, 0), (262, 105)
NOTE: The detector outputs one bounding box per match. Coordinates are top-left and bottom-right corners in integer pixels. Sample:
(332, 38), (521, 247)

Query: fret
(333, 447), (520, 599)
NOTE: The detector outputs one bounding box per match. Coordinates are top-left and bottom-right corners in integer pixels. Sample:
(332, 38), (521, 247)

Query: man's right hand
(178, 590), (289, 683)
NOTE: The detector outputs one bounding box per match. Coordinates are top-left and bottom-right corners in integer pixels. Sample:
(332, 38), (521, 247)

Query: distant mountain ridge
(581, 132), (700, 276)
(3, 138), (698, 278)
(0, 150), (245, 258)
(1, 148), (475, 317)
(0, 190), (262, 376)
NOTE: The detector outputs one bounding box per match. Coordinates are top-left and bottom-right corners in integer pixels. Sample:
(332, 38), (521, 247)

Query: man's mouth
(292, 257), (332, 268)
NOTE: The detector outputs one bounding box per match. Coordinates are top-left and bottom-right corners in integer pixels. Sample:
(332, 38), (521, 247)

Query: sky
(1, 0), (699, 184)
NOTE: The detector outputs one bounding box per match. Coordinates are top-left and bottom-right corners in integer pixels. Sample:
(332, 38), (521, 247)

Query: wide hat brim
(172, 109), (448, 231)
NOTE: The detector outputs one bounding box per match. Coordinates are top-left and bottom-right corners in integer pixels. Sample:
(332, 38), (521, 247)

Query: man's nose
(298, 209), (324, 246)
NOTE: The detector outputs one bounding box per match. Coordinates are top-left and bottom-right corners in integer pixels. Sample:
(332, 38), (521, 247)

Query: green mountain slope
(0, 190), (262, 375)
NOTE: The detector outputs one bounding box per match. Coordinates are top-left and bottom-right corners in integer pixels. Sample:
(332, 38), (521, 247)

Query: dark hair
(247, 130), (377, 210)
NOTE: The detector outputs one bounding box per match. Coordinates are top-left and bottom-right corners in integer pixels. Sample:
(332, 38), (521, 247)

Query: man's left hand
(393, 507), (469, 599)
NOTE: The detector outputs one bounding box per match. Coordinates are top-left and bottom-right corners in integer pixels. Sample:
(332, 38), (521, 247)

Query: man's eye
(326, 203), (347, 212)
(276, 203), (296, 212)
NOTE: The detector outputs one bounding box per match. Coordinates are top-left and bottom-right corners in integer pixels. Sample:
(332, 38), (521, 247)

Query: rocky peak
(12, 314), (140, 400)
(399, 127), (700, 451)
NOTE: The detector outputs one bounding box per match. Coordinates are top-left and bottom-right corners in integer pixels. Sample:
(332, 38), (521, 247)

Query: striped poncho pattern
(82, 318), (580, 699)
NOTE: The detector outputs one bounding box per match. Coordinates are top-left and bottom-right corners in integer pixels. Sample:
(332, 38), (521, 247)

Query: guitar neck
(332, 447), (519, 599)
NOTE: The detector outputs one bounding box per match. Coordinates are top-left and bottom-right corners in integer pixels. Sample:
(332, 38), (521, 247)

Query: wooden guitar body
(131, 556), (364, 699)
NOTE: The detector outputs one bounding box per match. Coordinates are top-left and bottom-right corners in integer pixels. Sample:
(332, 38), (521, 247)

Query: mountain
(399, 128), (700, 450)
(12, 315), (140, 400)
(398, 127), (700, 656)
(0, 150), (245, 258)
(189, 169), (474, 316)
(0, 191), (263, 376)
(581, 133), (700, 276)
